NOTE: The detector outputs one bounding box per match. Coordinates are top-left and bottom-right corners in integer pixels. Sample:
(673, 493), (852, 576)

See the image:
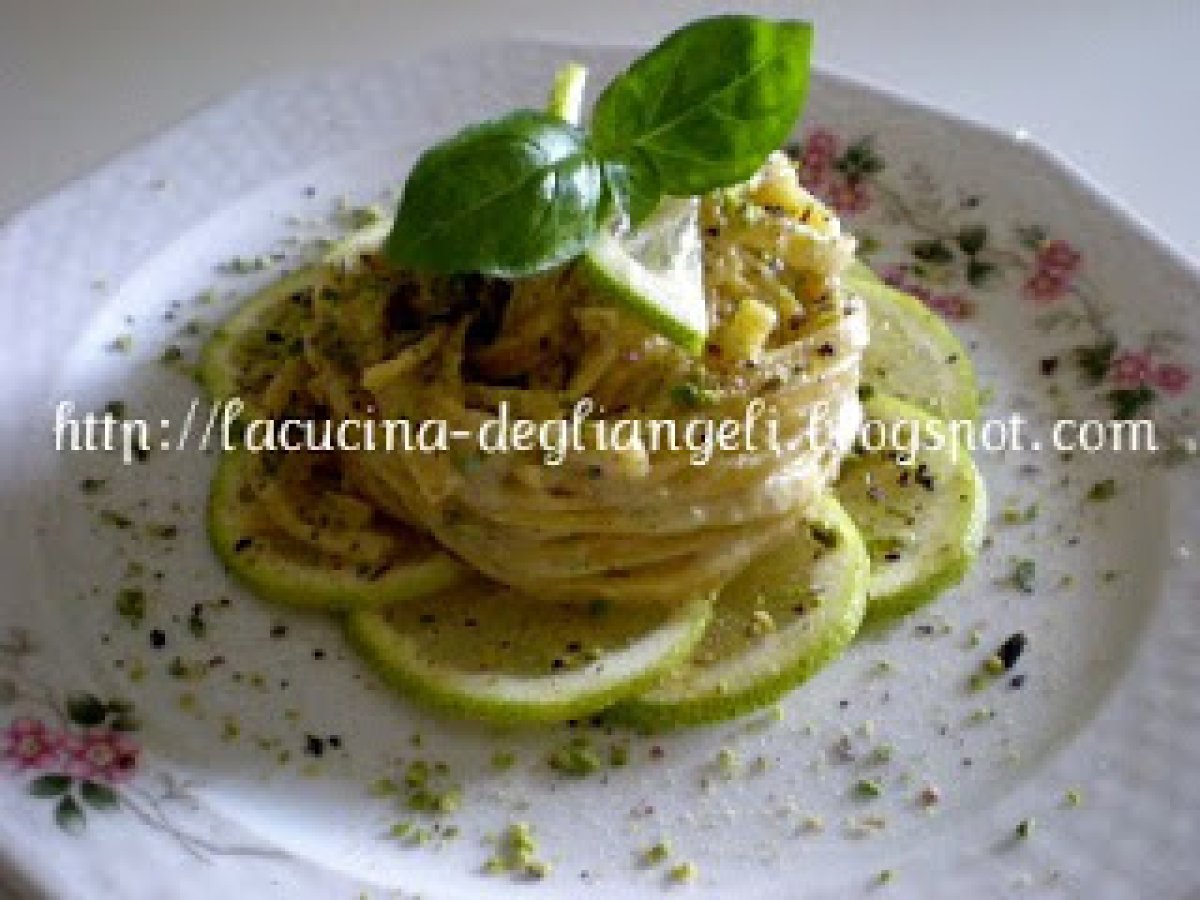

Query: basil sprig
(385, 16), (813, 276)
(383, 111), (609, 278)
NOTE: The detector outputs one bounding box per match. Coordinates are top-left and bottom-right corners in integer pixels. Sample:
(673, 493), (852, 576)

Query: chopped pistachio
(369, 777), (398, 797)
(1016, 817), (1035, 840)
(1064, 788), (1083, 808)
(344, 205), (384, 230)
(483, 856), (507, 875)
(642, 840), (671, 865)
(524, 860), (551, 879)
(669, 861), (697, 883)
(490, 750), (516, 772)
(404, 760), (429, 788)
(116, 588), (146, 626)
(1087, 479), (1117, 502)
(670, 382), (720, 407)
(100, 509), (132, 530)
(548, 738), (602, 776)
(854, 778), (883, 799)
(716, 747), (739, 778)
(222, 255), (269, 275)
(1009, 559), (1036, 594)
(389, 821), (413, 839)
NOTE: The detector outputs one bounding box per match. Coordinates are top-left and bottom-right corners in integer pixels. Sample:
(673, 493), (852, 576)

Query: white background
(2, 1), (1198, 257)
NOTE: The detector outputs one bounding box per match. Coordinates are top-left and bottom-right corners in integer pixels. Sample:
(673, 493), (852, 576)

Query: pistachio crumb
(716, 747), (739, 778)
(669, 861), (697, 883)
(548, 737), (602, 776)
(854, 778), (883, 800)
(490, 750), (516, 772)
(642, 840), (671, 865)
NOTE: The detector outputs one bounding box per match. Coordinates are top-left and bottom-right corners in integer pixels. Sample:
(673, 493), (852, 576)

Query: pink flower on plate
(62, 730), (139, 784)
(879, 264), (909, 288)
(1036, 239), (1081, 276)
(1110, 350), (1154, 389)
(1152, 362), (1191, 395)
(1023, 268), (1069, 304)
(907, 282), (933, 303)
(804, 128), (840, 164)
(797, 129), (840, 191)
(927, 293), (975, 321)
(2, 718), (64, 771)
(827, 177), (871, 216)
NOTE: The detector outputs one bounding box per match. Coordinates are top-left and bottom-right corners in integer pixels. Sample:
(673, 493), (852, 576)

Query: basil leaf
(591, 16), (813, 197)
(602, 157), (661, 228)
(385, 111), (606, 278)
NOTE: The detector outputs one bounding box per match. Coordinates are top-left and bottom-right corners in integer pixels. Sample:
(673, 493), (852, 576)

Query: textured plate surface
(0, 41), (1198, 899)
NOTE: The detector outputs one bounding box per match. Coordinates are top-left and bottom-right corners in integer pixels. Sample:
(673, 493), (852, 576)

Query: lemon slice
(609, 495), (868, 728)
(347, 582), (712, 725)
(847, 261), (980, 422)
(582, 196), (708, 354)
(835, 394), (986, 623)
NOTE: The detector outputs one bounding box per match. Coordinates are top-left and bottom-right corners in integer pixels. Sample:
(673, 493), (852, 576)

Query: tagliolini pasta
(253, 153), (866, 605)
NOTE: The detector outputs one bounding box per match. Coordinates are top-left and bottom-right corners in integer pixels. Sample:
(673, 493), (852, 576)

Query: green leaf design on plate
(1107, 386), (1156, 419)
(957, 225), (987, 255)
(28, 774), (72, 798)
(966, 258), (996, 287)
(911, 239), (954, 265)
(1073, 340), (1117, 386)
(80, 780), (120, 810)
(66, 692), (107, 727)
(54, 795), (86, 834)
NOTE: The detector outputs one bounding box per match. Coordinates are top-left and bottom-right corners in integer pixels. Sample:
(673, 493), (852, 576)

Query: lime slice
(834, 394), (986, 623)
(199, 219), (389, 417)
(346, 583), (712, 725)
(609, 495), (868, 729)
(209, 447), (466, 612)
(582, 196), (707, 354)
(847, 261), (979, 421)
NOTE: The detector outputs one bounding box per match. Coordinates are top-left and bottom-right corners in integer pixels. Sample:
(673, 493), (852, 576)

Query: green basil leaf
(385, 110), (606, 278)
(602, 157), (661, 228)
(591, 16), (813, 197)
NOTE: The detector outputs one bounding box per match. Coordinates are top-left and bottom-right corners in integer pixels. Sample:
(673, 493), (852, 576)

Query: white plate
(1, 40), (1198, 900)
